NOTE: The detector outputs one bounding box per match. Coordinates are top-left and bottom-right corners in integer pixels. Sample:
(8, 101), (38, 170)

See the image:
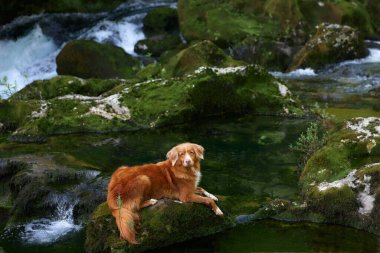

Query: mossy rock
(56, 40), (140, 79)
(142, 7), (179, 37)
(177, 0), (378, 48)
(160, 40), (245, 78)
(299, 117), (380, 234)
(11, 76), (124, 100)
(289, 23), (368, 71)
(85, 200), (235, 253)
(134, 34), (182, 57)
(0, 0), (125, 25)
(9, 65), (303, 141)
(0, 99), (41, 132)
(231, 37), (295, 72)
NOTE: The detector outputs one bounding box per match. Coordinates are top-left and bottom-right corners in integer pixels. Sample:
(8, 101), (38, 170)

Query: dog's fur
(107, 143), (222, 244)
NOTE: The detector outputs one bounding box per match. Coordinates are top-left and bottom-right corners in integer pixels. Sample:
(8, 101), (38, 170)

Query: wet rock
(85, 200), (235, 253)
(288, 23), (368, 71)
(231, 37), (297, 71)
(134, 34), (181, 57)
(297, 117), (380, 234)
(2, 154), (104, 223)
(9, 64), (303, 141)
(56, 40), (140, 79)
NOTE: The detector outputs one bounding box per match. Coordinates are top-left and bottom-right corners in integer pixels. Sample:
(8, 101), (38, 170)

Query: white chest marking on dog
(194, 170), (201, 187)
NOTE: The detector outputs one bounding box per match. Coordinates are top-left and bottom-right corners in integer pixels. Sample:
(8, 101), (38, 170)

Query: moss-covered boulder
(11, 76), (125, 100)
(56, 40), (140, 79)
(179, 0), (378, 46)
(289, 23), (368, 71)
(9, 64), (303, 141)
(298, 117), (380, 234)
(85, 200), (235, 253)
(156, 40), (245, 78)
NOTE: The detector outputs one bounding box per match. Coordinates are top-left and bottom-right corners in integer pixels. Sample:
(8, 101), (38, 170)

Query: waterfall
(21, 194), (81, 244)
(0, 0), (176, 97)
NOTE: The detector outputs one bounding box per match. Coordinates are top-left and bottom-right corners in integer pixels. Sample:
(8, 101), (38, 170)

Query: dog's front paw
(214, 207), (224, 216)
(204, 191), (219, 201)
(149, 199), (158, 205)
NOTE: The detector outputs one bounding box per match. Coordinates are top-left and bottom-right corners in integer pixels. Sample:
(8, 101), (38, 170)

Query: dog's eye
(190, 150), (195, 154)
(179, 152), (184, 156)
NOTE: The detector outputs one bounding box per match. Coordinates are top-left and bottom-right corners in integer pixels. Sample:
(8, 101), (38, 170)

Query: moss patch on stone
(11, 76), (123, 100)
(297, 117), (380, 234)
(85, 200), (235, 253)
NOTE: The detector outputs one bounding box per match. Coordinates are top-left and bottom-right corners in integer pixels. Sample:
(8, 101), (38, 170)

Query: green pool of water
(1, 116), (379, 252)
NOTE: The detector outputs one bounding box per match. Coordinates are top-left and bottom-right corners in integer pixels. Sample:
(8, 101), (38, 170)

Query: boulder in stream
(85, 200), (235, 253)
(288, 23), (368, 71)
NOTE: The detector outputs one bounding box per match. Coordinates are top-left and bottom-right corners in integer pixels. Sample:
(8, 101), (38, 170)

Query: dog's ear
(166, 147), (178, 166)
(194, 144), (204, 160)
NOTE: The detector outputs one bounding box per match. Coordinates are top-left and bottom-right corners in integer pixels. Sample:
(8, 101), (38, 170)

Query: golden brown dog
(107, 143), (222, 244)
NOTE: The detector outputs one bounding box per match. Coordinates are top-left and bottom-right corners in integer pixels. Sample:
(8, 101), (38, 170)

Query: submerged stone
(85, 200), (235, 253)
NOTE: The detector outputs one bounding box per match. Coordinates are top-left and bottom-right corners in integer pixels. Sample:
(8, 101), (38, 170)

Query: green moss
(85, 200), (235, 253)
(11, 76), (123, 100)
(56, 40), (140, 79)
(10, 65), (303, 140)
(0, 99), (41, 131)
(161, 40), (244, 78)
(308, 185), (358, 221)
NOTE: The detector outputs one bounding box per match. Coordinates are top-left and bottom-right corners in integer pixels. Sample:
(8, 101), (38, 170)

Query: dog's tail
(107, 192), (139, 244)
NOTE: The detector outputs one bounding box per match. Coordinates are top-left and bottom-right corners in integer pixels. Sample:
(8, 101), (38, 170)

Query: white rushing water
(0, 25), (59, 95)
(21, 194), (81, 244)
(0, 3), (156, 97)
(79, 13), (145, 56)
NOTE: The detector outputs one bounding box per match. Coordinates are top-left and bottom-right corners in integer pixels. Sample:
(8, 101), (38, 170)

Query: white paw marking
(215, 207), (223, 216)
(149, 199), (158, 205)
(174, 200), (183, 204)
(204, 191), (218, 201)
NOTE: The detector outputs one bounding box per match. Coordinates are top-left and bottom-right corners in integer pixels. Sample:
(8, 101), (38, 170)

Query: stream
(0, 0), (380, 252)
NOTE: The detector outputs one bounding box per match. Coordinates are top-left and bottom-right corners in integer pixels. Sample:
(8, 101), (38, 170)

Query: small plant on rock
(290, 122), (326, 174)
(0, 76), (17, 99)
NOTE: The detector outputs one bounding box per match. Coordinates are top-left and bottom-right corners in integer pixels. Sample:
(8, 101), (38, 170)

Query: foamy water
(0, 0), (175, 98)
(21, 194), (81, 244)
(0, 26), (59, 95)
(271, 68), (317, 78)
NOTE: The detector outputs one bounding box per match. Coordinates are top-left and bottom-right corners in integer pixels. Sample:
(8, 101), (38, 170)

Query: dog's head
(166, 143), (204, 168)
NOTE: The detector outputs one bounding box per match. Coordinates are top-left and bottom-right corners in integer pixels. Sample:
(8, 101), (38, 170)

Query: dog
(107, 142), (222, 244)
